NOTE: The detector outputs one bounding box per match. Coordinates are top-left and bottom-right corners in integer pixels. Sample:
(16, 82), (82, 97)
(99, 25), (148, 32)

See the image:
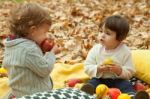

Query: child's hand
(97, 64), (122, 76)
(107, 65), (122, 76)
(50, 44), (61, 55)
(97, 65), (110, 73)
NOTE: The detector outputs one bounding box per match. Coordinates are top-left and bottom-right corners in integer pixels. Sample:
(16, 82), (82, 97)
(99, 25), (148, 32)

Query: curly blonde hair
(9, 3), (51, 37)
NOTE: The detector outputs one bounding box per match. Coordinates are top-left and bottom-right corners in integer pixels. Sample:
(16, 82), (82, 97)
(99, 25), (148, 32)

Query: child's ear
(28, 26), (37, 33)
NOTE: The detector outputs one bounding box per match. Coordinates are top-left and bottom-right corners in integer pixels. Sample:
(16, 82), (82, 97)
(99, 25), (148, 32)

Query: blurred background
(0, 0), (150, 64)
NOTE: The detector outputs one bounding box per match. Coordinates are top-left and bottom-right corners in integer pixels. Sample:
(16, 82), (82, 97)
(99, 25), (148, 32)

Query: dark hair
(101, 15), (129, 41)
(9, 3), (51, 37)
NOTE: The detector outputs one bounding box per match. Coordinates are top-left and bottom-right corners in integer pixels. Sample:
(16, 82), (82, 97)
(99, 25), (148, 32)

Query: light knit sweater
(2, 38), (55, 98)
(84, 43), (135, 80)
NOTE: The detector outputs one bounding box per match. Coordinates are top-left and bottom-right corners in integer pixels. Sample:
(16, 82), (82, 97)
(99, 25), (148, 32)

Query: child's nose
(100, 33), (105, 38)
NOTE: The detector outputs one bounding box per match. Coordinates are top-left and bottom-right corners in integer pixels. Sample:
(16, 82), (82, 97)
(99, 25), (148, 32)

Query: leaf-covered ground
(0, 0), (150, 64)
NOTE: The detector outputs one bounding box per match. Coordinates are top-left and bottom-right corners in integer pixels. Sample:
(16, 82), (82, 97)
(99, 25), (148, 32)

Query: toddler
(2, 3), (60, 98)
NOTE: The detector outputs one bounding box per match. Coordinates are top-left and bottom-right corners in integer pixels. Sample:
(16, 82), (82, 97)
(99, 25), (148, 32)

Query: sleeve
(84, 45), (100, 78)
(25, 48), (56, 77)
(117, 52), (135, 80)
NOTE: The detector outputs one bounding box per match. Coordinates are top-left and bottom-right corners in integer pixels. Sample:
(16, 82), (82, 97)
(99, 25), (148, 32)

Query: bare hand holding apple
(50, 44), (61, 55)
(40, 38), (61, 54)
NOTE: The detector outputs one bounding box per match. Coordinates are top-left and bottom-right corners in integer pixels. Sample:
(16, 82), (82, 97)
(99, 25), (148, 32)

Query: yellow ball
(0, 68), (7, 74)
(96, 84), (109, 96)
(118, 93), (131, 99)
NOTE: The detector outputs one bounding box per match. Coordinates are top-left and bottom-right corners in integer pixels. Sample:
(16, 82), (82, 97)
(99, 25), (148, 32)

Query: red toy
(133, 82), (146, 91)
(107, 88), (121, 99)
(65, 78), (82, 87)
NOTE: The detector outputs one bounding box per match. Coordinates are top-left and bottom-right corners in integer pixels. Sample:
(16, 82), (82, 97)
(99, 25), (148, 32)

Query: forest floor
(0, 0), (150, 64)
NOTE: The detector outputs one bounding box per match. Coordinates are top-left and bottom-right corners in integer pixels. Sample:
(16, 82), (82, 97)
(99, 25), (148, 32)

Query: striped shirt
(2, 38), (55, 98)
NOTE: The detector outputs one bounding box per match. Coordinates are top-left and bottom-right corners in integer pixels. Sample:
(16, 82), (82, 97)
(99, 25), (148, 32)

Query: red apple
(108, 88), (121, 99)
(9, 34), (15, 40)
(133, 82), (146, 91)
(0, 34), (7, 39)
(65, 78), (82, 87)
(0, 34), (15, 40)
(40, 39), (55, 52)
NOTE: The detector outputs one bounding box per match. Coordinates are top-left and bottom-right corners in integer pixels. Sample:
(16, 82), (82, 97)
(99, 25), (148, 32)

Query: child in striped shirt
(2, 3), (60, 98)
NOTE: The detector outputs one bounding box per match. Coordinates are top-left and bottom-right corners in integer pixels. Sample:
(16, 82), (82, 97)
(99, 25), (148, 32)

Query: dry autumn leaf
(0, 0), (150, 65)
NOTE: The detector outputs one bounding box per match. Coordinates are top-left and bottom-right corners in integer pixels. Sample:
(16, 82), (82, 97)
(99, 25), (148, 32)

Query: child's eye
(105, 32), (111, 35)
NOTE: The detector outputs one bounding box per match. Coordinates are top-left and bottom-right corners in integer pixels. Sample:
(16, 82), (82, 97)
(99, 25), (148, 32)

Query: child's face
(98, 25), (121, 50)
(28, 22), (51, 45)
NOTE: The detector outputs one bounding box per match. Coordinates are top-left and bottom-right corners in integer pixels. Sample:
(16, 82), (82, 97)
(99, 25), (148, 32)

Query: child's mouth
(100, 39), (104, 42)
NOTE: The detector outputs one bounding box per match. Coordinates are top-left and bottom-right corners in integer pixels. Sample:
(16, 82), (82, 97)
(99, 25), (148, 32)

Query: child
(81, 15), (149, 99)
(2, 3), (60, 98)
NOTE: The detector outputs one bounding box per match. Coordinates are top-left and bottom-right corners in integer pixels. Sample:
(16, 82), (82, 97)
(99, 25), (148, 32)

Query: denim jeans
(87, 78), (136, 94)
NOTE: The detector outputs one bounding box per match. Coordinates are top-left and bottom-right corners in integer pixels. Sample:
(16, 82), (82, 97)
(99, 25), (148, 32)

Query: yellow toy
(117, 93), (131, 99)
(96, 84), (109, 99)
(0, 68), (7, 74)
(102, 57), (114, 65)
(0, 67), (7, 77)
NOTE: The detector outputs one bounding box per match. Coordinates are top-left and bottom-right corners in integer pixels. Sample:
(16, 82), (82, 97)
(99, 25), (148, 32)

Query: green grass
(0, 0), (25, 3)
(12, 0), (25, 3)
(0, 63), (2, 68)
